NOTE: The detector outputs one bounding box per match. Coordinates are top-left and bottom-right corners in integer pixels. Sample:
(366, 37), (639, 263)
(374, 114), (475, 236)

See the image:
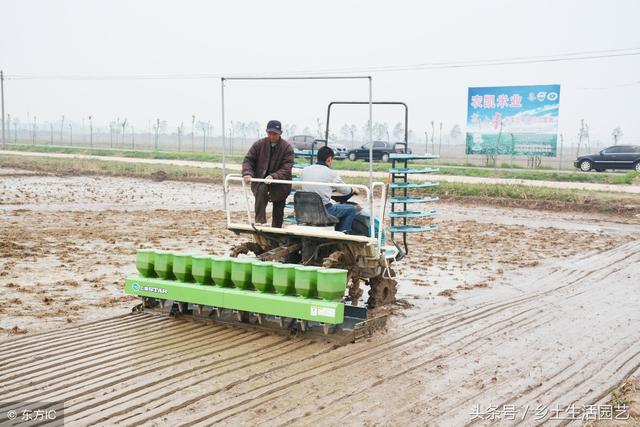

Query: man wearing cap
(241, 120), (294, 228)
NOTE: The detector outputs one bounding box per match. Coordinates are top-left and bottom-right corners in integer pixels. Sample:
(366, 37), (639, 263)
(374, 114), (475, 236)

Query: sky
(1, 0), (639, 144)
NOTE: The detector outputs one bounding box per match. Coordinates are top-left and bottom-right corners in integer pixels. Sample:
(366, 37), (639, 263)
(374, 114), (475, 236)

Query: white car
(329, 143), (348, 160)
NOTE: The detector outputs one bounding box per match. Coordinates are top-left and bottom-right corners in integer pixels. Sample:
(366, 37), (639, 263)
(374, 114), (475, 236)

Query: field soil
(1, 167), (639, 426)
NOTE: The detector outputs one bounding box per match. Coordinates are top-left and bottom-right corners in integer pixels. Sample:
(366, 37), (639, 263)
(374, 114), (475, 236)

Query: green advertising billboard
(466, 84), (560, 157)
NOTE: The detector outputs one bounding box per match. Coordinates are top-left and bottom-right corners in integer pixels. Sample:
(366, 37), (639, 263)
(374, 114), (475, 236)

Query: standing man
(242, 120), (294, 228)
(301, 146), (360, 233)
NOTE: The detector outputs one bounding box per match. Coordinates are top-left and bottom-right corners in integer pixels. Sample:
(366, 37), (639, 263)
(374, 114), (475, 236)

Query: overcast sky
(2, 0), (639, 143)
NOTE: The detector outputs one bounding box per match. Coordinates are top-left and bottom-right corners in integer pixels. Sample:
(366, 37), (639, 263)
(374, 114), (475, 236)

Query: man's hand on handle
(264, 175), (273, 184)
(243, 175), (252, 185)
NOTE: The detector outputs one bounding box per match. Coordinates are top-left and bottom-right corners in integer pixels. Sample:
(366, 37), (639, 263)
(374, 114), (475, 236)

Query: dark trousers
(254, 184), (285, 228)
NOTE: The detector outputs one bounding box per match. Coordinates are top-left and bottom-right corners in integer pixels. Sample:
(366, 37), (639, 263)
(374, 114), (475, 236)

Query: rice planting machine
(124, 77), (439, 342)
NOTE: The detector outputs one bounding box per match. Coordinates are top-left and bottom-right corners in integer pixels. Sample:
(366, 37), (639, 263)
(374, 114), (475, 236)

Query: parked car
(347, 141), (412, 162)
(574, 145), (640, 172)
(289, 134), (318, 151)
(328, 143), (348, 160)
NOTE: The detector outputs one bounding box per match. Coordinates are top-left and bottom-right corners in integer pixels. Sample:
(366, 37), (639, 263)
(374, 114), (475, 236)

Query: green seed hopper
(125, 249), (386, 340)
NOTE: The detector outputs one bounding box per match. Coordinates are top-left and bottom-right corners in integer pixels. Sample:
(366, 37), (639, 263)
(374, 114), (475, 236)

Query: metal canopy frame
(220, 76), (375, 234)
(324, 101), (411, 252)
(324, 101), (409, 146)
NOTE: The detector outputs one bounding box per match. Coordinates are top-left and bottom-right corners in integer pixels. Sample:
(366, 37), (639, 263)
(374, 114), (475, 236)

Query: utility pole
(430, 121), (435, 154)
(1, 70), (5, 148)
(191, 115), (195, 151)
(60, 115), (65, 144)
(438, 121), (443, 155)
(69, 123), (73, 146)
(88, 115), (93, 147)
(50, 123), (54, 144)
(424, 131), (428, 154)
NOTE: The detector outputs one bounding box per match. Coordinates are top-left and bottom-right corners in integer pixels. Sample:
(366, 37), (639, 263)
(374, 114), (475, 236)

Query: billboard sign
(466, 84), (560, 157)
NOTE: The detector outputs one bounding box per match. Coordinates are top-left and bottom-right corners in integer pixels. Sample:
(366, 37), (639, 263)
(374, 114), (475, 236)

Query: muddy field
(1, 167), (639, 425)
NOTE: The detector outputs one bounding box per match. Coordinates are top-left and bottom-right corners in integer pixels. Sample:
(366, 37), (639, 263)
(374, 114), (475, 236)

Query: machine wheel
(368, 273), (397, 308)
(348, 153), (357, 161)
(579, 159), (592, 172)
(635, 162), (640, 173)
(229, 242), (265, 257)
(381, 153), (390, 162)
(323, 250), (362, 304)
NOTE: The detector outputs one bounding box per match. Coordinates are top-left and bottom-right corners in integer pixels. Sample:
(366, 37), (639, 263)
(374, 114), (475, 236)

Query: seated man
(301, 146), (360, 232)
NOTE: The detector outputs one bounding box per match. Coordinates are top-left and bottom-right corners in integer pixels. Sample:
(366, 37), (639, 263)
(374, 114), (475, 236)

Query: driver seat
(294, 192), (339, 226)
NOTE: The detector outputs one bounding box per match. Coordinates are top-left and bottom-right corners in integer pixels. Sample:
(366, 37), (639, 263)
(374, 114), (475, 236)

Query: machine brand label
(132, 283), (168, 295)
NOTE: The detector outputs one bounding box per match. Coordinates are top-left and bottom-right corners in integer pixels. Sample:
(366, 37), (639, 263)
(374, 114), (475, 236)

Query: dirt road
(2, 149), (639, 194)
(1, 168), (639, 425)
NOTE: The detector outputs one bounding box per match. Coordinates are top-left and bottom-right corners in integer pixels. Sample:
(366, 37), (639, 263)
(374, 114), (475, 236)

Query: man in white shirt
(301, 146), (360, 232)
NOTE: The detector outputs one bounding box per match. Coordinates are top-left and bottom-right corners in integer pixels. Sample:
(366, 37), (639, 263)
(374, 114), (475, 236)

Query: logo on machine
(131, 283), (168, 294)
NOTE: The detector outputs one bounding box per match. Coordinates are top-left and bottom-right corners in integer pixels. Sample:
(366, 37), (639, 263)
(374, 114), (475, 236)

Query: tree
(392, 121), (405, 142)
(450, 124), (462, 141)
(612, 127), (623, 145)
(316, 118), (324, 139)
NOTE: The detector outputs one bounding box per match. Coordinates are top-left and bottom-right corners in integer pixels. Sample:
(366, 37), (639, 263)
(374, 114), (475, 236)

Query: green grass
(0, 154), (223, 182)
(3, 143), (639, 185)
(2, 143), (244, 163)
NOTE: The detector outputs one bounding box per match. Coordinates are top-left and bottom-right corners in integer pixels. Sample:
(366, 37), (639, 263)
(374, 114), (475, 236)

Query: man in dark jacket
(241, 120), (294, 228)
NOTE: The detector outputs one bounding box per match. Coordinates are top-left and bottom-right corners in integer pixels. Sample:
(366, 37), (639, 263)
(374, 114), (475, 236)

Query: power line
(6, 47), (640, 81)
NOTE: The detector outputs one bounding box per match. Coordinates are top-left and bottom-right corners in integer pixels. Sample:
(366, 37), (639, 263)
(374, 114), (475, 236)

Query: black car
(574, 145), (640, 172)
(347, 141), (411, 162)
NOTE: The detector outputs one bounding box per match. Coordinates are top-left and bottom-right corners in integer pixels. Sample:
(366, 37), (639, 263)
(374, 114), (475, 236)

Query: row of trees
(3, 114), (627, 155)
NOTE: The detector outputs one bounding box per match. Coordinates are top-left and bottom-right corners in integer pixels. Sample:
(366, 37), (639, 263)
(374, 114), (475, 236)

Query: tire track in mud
(0, 314), (180, 376)
(141, 288), (579, 426)
(261, 309), (558, 427)
(0, 241), (637, 425)
(0, 313), (156, 362)
(0, 320), (225, 397)
(175, 242), (639, 426)
(0, 327), (265, 409)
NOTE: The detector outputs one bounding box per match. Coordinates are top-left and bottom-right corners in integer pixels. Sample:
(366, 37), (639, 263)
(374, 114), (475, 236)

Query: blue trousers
(325, 203), (358, 232)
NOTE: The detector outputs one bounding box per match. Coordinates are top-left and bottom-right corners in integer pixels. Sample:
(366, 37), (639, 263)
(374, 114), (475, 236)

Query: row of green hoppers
(124, 249), (350, 325)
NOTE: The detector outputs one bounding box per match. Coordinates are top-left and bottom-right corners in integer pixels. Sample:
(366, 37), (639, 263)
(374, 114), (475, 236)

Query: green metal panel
(295, 266), (318, 298)
(316, 268), (348, 301)
(136, 249), (156, 278)
(173, 254), (195, 282)
(192, 255), (213, 285)
(273, 263), (297, 295)
(124, 276), (344, 324)
(153, 251), (175, 280)
(252, 261), (275, 293)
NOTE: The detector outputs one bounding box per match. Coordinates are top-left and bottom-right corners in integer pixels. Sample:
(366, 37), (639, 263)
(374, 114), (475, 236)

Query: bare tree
(60, 115), (65, 143)
(612, 127), (623, 145)
(121, 119), (127, 147)
(197, 120), (209, 151)
(392, 121), (405, 142)
(450, 124), (462, 141)
(177, 122), (184, 151)
(191, 115), (196, 151)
